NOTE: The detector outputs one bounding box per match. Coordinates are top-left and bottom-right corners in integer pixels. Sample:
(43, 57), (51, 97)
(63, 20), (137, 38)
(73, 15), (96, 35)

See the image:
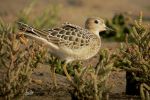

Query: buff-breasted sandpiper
(18, 17), (109, 84)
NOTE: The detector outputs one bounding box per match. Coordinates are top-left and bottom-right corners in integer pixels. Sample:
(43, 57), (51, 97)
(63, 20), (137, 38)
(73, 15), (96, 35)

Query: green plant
(115, 13), (150, 99)
(46, 55), (81, 76)
(0, 20), (45, 100)
(72, 49), (114, 100)
(45, 54), (81, 86)
(101, 13), (133, 41)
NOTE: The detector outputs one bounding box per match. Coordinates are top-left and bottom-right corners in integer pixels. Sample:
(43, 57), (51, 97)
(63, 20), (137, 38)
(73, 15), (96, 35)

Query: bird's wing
(47, 23), (91, 49)
(18, 22), (91, 50)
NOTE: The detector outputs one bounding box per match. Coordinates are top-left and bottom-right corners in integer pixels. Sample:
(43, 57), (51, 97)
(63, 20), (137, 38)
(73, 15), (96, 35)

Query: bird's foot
(31, 79), (43, 85)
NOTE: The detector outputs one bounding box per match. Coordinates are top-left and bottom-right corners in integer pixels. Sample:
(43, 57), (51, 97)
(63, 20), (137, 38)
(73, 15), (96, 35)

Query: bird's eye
(94, 20), (99, 24)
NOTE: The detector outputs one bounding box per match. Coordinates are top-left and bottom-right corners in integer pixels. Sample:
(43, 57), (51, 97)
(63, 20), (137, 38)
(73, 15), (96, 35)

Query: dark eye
(94, 20), (99, 24)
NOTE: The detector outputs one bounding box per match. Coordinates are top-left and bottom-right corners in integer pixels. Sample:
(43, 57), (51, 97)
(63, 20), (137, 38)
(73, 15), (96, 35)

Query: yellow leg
(63, 63), (72, 82)
(50, 67), (57, 87)
(31, 78), (42, 85)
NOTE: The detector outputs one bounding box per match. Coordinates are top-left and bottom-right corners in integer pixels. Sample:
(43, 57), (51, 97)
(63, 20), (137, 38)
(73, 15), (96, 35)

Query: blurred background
(0, 0), (150, 26)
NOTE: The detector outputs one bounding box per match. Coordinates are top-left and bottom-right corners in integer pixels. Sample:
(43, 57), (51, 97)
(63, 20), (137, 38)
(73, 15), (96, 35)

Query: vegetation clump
(72, 49), (114, 100)
(0, 20), (45, 99)
(115, 13), (150, 100)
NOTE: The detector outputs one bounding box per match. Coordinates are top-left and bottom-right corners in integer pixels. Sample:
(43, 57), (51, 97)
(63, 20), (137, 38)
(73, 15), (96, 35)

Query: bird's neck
(89, 29), (100, 38)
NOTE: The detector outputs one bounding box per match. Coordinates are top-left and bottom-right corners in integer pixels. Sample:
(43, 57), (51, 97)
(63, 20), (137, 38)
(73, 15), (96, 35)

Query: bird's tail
(17, 22), (47, 38)
(17, 22), (59, 49)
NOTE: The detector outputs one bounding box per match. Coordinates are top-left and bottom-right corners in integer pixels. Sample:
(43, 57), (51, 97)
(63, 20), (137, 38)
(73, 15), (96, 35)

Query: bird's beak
(105, 27), (114, 31)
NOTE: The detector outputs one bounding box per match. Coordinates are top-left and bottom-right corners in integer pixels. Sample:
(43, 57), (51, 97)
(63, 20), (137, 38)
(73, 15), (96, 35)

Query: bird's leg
(17, 32), (28, 46)
(50, 66), (57, 87)
(63, 63), (72, 82)
(31, 78), (42, 85)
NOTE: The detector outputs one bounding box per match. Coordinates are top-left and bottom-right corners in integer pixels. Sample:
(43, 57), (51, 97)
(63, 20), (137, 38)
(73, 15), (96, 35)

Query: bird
(17, 17), (109, 84)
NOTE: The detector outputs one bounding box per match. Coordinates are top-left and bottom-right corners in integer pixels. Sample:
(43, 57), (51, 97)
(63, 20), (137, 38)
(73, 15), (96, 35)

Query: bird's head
(85, 17), (109, 37)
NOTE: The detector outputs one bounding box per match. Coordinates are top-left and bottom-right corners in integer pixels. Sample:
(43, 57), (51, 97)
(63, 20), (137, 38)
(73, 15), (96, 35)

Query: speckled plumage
(18, 22), (101, 62)
(18, 17), (107, 82)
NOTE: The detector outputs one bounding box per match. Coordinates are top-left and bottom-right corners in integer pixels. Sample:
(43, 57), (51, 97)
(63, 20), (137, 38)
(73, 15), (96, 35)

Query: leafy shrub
(115, 13), (150, 99)
(0, 20), (45, 100)
(72, 49), (114, 100)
